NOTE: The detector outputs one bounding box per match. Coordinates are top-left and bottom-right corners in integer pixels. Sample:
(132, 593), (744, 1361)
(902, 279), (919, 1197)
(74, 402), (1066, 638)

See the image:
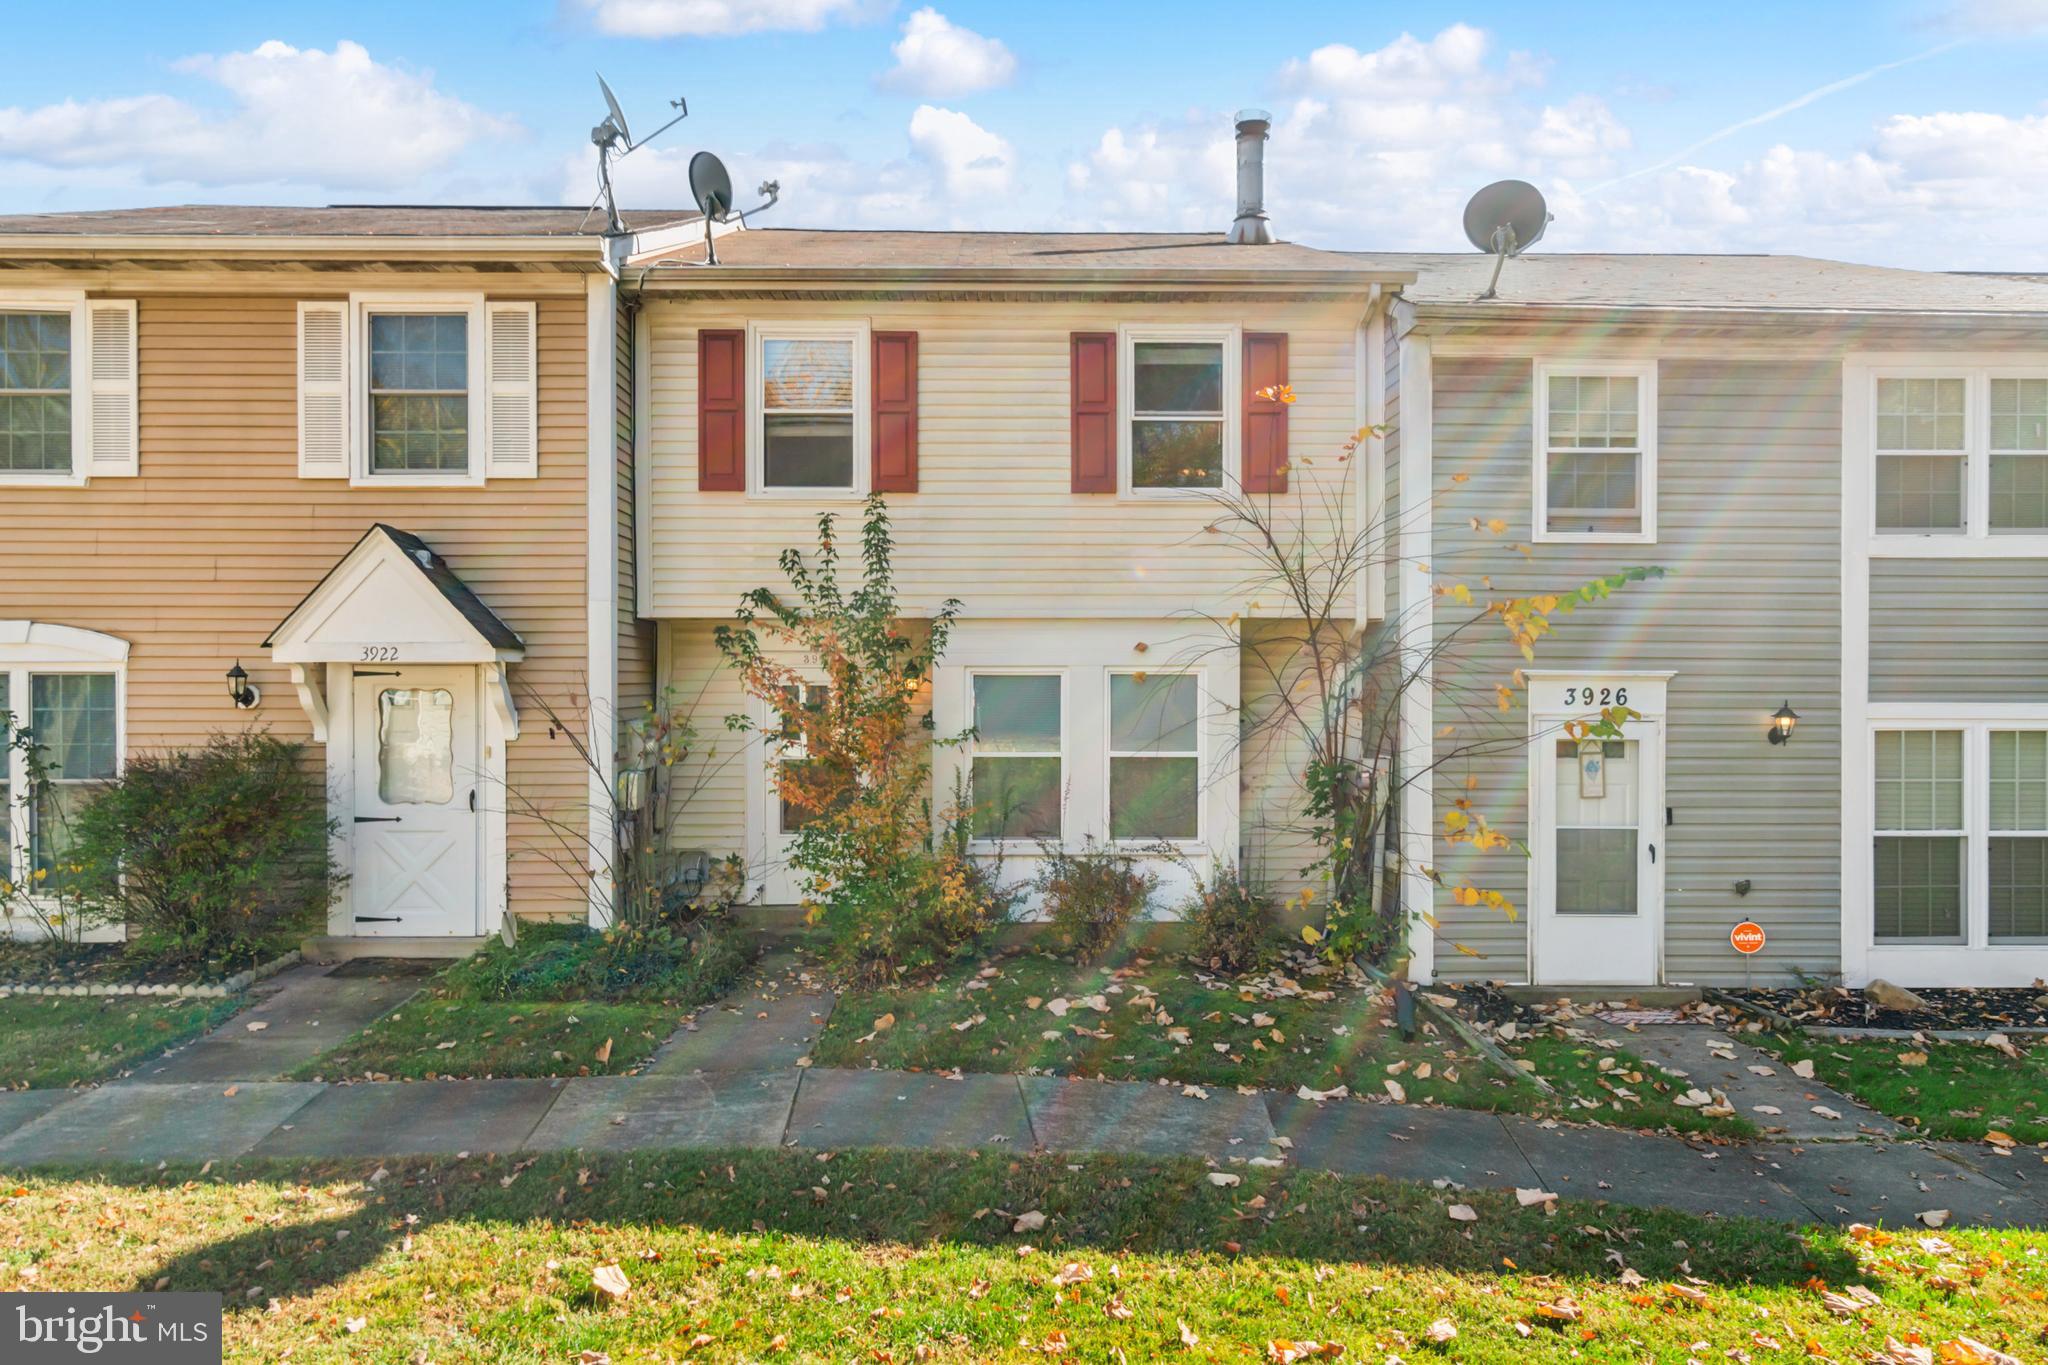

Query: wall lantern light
(226, 661), (261, 710)
(1766, 701), (1799, 746)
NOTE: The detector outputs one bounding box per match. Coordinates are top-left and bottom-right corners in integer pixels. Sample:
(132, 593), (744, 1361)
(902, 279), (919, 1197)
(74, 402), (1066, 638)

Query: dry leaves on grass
(1267, 1340), (1343, 1362)
(594, 1037), (613, 1067)
(1424, 1318), (1458, 1344)
(1013, 1210), (1047, 1233)
(1179, 1321), (1200, 1350)
(1446, 1204), (1478, 1223)
(590, 1263), (630, 1302)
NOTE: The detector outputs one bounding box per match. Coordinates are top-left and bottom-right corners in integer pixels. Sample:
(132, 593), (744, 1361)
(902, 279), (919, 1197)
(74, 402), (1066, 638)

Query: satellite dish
(598, 73), (633, 148)
(690, 151), (734, 221)
(1462, 179), (1551, 300)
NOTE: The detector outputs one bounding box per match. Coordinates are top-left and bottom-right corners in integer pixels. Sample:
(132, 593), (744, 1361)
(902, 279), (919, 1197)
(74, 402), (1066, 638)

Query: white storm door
(1531, 721), (1664, 986)
(350, 667), (480, 936)
(760, 680), (831, 905)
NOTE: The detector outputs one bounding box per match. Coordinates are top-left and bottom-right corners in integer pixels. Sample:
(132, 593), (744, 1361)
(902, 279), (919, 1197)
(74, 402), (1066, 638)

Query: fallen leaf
(1812, 1105), (1842, 1121)
(873, 1012), (896, 1032)
(245, 1020), (269, 1032)
(1208, 1172), (1241, 1188)
(1424, 1318), (1458, 1344)
(591, 1263), (630, 1302)
(1447, 1204), (1478, 1222)
(1938, 1338), (2023, 1365)
(1515, 1188), (1558, 1207)
(1917, 1208), (1951, 1228)
(344, 1317), (366, 1334)
(1179, 1321), (1200, 1350)
(1384, 1079), (1407, 1104)
(1182, 1084), (1209, 1099)
(1790, 1058), (1815, 1079)
(1046, 998), (1070, 1018)
(1013, 1210), (1047, 1233)
(1053, 1261), (1094, 1286)
(1105, 1295), (1134, 1321)
(1898, 1050), (1929, 1067)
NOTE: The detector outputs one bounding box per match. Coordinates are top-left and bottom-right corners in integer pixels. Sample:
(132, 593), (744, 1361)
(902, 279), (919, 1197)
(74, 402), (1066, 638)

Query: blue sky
(4, 0), (2047, 266)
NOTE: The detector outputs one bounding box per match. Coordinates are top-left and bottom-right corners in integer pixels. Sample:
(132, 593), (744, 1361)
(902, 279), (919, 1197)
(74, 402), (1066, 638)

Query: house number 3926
(1563, 685), (1627, 707)
(359, 646), (400, 662)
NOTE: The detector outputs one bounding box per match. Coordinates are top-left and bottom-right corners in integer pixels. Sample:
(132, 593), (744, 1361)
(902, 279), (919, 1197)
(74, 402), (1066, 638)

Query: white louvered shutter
(484, 301), (538, 479)
(83, 300), (138, 477)
(297, 301), (349, 478)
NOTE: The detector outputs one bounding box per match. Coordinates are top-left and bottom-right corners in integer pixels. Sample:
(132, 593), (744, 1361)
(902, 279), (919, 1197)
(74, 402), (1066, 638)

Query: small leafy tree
(716, 495), (1006, 982)
(61, 731), (341, 966)
(0, 710), (101, 944)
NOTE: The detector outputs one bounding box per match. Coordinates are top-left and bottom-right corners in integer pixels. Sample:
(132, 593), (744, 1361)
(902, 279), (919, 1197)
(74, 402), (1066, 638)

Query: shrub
(62, 731), (338, 967)
(440, 918), (755, 1004)
(1036, 842), (1157, 962)
(1183, 863), (1278, 974)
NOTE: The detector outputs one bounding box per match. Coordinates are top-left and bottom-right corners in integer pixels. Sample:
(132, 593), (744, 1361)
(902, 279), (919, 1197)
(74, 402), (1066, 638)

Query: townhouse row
(2, 204), (2045, 988)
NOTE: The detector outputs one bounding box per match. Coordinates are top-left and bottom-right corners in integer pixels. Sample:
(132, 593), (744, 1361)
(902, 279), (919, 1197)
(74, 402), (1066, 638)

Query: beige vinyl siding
(642, 295), (1370, 619)
(1429, 355), (1844, 984)
(1381, 319), (1402, 622)
(1870, 559), (2048, 702)
(660, 620), (751, 864)
(0, 288), (591, 918)
(616, 301), (657, 732)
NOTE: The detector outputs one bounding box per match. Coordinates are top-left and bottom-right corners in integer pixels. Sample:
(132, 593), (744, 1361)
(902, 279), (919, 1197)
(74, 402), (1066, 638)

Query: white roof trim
(267, 530), (523, 665)
(0, 621), (131, 663)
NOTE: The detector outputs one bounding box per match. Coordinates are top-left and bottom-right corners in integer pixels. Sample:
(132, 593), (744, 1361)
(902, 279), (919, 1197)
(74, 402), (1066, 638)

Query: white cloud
(1936, 0), (2048, 33)
(573, 0), (875, 37)
(907, 104), (1014, 198)
(880, 8), (1017, 98)
(0, 40), (512, 191)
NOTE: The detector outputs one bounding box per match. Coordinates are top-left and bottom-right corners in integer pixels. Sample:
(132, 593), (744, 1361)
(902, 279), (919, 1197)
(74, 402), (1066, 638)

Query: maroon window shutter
(1070, 331), (1116, 493)
(698, 328), (745, 491)
(1243, 332), (1289, 493)
(872, 330), (919, 492)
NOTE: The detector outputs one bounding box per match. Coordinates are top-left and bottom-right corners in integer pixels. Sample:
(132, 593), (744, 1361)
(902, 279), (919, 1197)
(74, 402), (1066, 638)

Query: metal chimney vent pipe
(1227, 108), (1274, 244)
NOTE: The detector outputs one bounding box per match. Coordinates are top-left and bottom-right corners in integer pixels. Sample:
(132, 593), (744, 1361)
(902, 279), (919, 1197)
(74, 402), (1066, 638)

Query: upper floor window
(368, 312), (470, 477)
(751, 324), (867, 495)
(0, 312), (72, 476)
(1534, 362), (1657, 543)
(1860, 364), (2048, 547)
(1121, 327), (1240, 495)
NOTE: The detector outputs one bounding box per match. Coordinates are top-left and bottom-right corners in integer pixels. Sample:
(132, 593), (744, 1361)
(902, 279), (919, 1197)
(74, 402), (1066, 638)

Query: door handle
(354, 816), (402, 824)
(1648, 843), (1657, 863)
(469, 789), (478, 813)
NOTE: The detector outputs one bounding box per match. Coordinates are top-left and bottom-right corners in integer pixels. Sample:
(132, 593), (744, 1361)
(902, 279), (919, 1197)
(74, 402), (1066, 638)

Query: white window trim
(746, 319), (871, 500)
(1862, 707), (2048, 960)
(1117, 322), (1242, 500)
(0, 289), (89, 489)
(1847, 354), (2048, 558)
(965, 667), (1067, 852)
(0, 625), (127, 916)
(1531, 359), (1658, 545)
(349, 291), (487, 489)
(1104, 668), (1205, 848)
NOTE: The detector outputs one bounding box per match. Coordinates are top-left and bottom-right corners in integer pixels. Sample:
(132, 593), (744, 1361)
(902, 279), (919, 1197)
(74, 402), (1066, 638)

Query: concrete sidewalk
(2, 1063), (2042, 1228)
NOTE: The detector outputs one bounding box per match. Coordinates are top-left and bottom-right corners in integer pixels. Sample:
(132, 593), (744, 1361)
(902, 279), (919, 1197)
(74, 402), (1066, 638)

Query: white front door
(1531, 720), (1664, 986)
(759, 680), (832, 905)
(350, 667), (480, 936)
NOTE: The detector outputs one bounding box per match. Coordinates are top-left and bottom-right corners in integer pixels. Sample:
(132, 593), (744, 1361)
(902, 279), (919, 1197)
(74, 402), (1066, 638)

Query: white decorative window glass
(1873, 729), (1966, 941)
(369, 313), (469, 474)
(1988, 378), (2048, 532)
(1108, 673), (1199, 840)
(970, 674), (1062, 841)
(1131, 341), (1225, 490)
(376, 688), (456, 806)
(1874, 377), (1967, 532)
(1544, 374), (1644, 536)
(1552, 738), (1639, 914)
(772, 682), (845, 832)
(29, 673), (117, 881)
(1989, 730), (2048, 941)
(0, 312), (72, 475)
(761, 337), (856, 489)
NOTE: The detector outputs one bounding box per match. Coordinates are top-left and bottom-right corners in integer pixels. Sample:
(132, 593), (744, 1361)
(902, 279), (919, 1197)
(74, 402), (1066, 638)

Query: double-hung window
(968, 673), (1063, 842)
(1108, 672), (1201, 840)
(1874, 376), (1968, 532)
(1122, 327), (1238, 493)
(1872, 724), (2048, 946)
(1534, 362), (1656, 542)
(751, 325), (867, 494)
(0, 311), (72, 477)
(1861, 365), (2048, 543)
(368, 312), (471, 477)
(1988, 378), (2048, 531)
(1, 662), (121, 895)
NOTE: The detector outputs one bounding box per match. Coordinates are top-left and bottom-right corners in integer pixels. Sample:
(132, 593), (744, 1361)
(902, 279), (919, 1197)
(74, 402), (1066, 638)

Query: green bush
(439, 919), (754, 1004)
(1036, 842), (1157, 962)
(63, 731), (338, 967)
(1183, 863), (1278, 974)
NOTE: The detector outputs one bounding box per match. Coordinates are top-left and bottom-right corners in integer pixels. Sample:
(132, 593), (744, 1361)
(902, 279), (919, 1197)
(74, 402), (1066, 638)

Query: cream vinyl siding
(0, 288), (592, 919)
(1870, 559), (2048, 703)
(1427, 355), (1843, 984)
(643, 295), (1369, 619)
(659, 620), (751, 862)
(616, 302), (656, 729)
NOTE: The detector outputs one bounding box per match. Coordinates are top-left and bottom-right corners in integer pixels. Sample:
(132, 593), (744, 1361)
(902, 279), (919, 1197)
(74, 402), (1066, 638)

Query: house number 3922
(359, 646), (400, 662)
(1562, 685), (1628, 707)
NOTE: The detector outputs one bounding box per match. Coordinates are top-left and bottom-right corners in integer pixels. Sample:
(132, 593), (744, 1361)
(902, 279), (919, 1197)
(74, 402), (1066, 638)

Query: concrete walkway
(135, 960), (429, 1083)
(1587, 1021), (1901, 1139)
(2, 960), (2043, 1231)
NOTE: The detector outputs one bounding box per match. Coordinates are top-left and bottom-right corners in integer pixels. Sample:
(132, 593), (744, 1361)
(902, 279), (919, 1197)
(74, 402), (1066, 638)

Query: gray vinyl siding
(1430, 355), (1844, 985)
(1870, 559), (2048, 702)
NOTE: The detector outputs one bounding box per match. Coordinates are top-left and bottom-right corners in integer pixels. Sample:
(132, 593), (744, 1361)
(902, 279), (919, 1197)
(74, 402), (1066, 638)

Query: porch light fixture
(1766, 701), (1798, 746)
(226, 661), (261, 710)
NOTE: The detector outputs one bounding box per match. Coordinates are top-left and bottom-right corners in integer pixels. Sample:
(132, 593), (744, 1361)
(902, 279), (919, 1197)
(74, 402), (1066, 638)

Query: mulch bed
(1717, 983), (2048, 1034)
(0, 939), (292, 987)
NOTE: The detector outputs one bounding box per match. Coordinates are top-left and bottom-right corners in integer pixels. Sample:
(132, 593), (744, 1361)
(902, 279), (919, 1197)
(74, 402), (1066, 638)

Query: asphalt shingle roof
(0, 204), (700, 238)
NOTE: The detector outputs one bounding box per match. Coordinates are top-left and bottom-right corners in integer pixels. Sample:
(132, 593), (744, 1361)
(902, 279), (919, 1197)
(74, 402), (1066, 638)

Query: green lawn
(1761, 1032), (2048, 1143)
(2, 1150), (2039, 1363)
(813, 952), (1753, 1136)
(290, 999), (679, 1081)
(0, 994), (242, 1088)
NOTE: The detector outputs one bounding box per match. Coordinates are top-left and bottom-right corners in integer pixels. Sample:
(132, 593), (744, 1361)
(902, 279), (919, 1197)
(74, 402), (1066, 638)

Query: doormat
(1595, 1008), (1685, 1026)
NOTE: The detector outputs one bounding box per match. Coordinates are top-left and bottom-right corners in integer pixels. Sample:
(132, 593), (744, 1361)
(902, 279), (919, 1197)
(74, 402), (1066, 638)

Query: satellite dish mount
(687, 150), (781, 265)
(1461, 179), (1552, 301)
(591, 74), (690, 234)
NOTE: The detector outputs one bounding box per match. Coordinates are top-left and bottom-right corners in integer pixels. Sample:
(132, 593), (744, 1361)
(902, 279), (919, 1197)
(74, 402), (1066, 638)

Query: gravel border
(0, 949), (301, 1000)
